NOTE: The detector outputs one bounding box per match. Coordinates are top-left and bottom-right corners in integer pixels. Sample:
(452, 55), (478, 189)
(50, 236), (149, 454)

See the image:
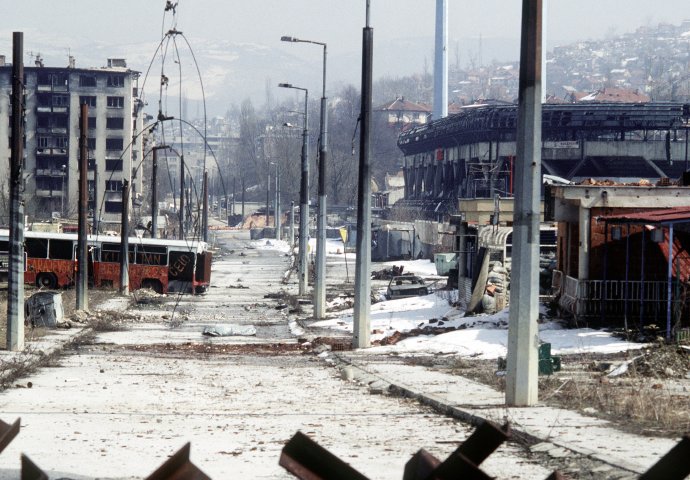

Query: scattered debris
(386, 275), (429, 300)
(202, 324), (257, 337)
(371, 265), (404, 280)
(25, 291), (64, 328)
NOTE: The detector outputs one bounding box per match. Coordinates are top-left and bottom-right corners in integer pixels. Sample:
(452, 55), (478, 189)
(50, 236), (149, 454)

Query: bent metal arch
(396, 102), (690, 218)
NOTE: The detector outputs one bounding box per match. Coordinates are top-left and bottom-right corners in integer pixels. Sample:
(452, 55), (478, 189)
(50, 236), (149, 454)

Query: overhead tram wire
(104, 0), (230, 314)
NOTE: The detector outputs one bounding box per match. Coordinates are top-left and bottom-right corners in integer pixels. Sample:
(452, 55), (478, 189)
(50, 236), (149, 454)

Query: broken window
(106, 117), (124, 129)
(52, 95), (68, 107)
(79, 96), (97, 107)
(104, 201), (123, 213)
(49, 239), (73, 260)
(79, 75), (97, 87)
(105, 159), (123, 171)
(100, 242), (134, 262)
(107, 75), (124, 87)
(105, 181), (123, 191)
(105, 138), (123, 150)
(106, 96), (124, 108)
(136, 245), (167, 266)
(25, 238), (48, 259)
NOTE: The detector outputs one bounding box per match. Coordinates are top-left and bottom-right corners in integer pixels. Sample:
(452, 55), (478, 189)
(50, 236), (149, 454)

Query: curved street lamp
(278, 82), (309, 296)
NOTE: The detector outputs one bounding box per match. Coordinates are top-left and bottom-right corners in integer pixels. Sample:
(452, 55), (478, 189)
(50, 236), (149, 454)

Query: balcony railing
(555, 271), (685, 323)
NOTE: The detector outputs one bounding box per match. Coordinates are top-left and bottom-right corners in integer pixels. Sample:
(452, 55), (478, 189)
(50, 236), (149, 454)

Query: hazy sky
(2, 1), (689, 108)
(3, 1), (688, 51)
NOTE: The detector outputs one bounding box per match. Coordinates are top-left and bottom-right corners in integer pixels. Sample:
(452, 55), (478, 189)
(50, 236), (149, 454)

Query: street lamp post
(266, 165), (271, 229)
(274, 162), (280, 240)
(278, 83), (309, 295)
(281, 36), (328, 318)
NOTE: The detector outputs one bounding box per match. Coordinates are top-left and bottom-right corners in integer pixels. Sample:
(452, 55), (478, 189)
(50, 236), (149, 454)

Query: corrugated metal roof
(598, 206), (690, 225)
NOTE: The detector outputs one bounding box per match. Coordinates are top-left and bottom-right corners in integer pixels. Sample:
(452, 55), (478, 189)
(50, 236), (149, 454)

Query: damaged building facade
(0, 56), (144, 228)
(396, 102), (690, 219)
(392, 101), (690, 325)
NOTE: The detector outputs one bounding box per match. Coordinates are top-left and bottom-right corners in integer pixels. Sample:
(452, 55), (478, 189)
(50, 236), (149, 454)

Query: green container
(538, 342), (561, 375)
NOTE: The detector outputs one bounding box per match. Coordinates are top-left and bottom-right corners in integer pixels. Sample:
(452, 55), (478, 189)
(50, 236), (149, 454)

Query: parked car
(386, 275), (430, 300)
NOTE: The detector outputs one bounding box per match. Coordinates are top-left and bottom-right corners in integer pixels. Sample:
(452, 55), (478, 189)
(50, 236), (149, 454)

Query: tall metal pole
(151, 147), (160, 239)
(290, 200), (295, 247)
(241, 177), (246, 220)
(298, 91), (310, 295)
(202, 170), (209, 242)
(275, 163), (280, 240)
(77, 103), (89, 311)
(179, 154), (185, 240)
(433, 0), (448, 119)
(266, 168), (271, 229)
(119, 179), (130, 295)
(315, 43), (329, 319)
(7, 31), (25, 351)
(506, 0), (542, 407)
(93, 164), (99, 234)
(281, 36), (329, 318)
(353, 1), (373, 349)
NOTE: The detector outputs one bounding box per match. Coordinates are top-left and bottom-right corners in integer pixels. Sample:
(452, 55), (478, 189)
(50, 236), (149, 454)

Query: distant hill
(0, 31), (519, 116)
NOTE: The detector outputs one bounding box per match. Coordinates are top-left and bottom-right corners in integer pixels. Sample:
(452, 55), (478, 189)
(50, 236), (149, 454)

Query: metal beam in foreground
(279, 431), (369, 480)
(0, 418), (20, 454)
(506, 0), (542, 406)
(145, 443), (211, 480)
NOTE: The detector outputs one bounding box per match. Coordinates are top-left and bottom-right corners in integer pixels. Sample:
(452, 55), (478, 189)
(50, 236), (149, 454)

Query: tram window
(100, 242), (134, 263)
(25, 238), (48, 259)
(135, 245), (167, 265)
(50, 239), (74, 260)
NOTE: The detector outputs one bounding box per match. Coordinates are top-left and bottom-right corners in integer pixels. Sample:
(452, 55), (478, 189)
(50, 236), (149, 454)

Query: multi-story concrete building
(0, 56), (143, 230)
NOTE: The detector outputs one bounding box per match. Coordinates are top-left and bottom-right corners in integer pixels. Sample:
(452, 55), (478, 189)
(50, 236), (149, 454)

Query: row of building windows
(36, 74), (125, 89)
(36, 135), (124, 150)
(78, 75), (125, 88)
(35, 94), (124, 110)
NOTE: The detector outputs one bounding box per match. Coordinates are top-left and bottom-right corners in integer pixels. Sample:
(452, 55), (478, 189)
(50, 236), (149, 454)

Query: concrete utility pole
(93, 164), (99, 234)
(119, 179), (130, 295)
(179, 154), (185, 240)
(353, 1), (373, 349)
(7, 32), (25, 351)
(290, 201), (295, 247)
(203, 169), (209, 242)
(506, 0), (542, 407)
(278, 83), (309, 294)
(152, 146), (165, 239)
(275, 163), (280, 240)
(298, 92), (309, 295)
(433, 0), (448, 119)
(315, 42), (329, 319)
(77, 103), (89, 311)
(266, 168), (271, 229)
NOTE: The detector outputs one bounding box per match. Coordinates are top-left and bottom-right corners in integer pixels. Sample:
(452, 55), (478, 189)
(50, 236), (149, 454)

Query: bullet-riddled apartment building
(0, 56), (144, 229)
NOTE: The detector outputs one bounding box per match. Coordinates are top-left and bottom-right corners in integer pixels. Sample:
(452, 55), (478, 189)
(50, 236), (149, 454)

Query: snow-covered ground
(311, 252), (646, 359)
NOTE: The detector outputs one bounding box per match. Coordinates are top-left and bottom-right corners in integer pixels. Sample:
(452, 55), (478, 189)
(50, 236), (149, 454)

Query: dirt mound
(632, 344), (690, 379)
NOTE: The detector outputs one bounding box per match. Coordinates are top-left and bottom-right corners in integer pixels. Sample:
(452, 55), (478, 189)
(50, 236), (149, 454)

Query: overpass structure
(396, 102), (690, 218)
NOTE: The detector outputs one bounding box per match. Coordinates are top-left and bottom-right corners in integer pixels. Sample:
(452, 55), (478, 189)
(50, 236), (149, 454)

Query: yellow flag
(339, 228), (348, 243)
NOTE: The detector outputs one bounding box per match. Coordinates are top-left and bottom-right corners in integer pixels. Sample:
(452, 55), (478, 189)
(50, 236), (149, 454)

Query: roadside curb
(329, 352), (646, 477)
